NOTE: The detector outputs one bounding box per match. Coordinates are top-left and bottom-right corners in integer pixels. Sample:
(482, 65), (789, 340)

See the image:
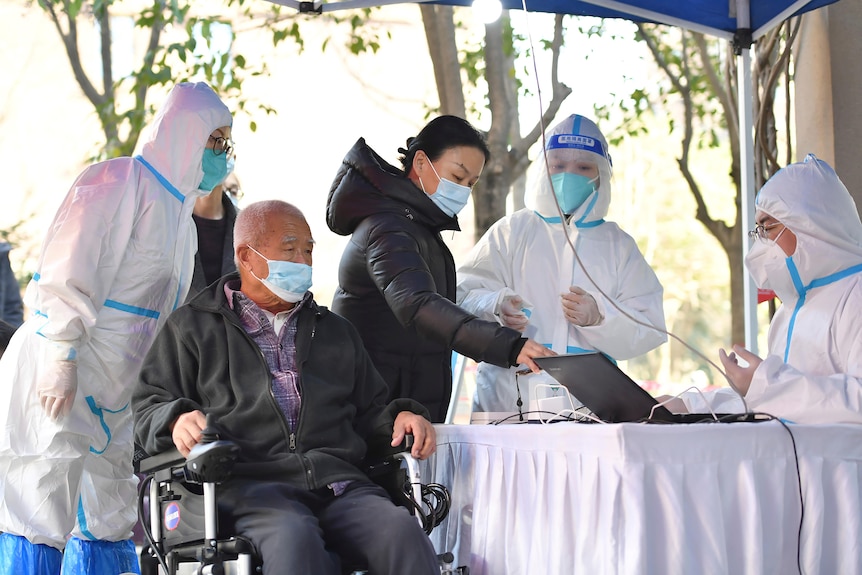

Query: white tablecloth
(423, 421), (862, 575)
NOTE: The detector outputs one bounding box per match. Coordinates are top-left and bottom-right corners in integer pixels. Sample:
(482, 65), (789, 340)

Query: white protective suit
(457, 115), (667, 412)
(0, 82), (231, 549)
(683, 155), (862, 424)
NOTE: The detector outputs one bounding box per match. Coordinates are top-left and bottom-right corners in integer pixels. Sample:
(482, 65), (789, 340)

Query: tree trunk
(420, 5), (466, 117)
(477, 16), (516, 240)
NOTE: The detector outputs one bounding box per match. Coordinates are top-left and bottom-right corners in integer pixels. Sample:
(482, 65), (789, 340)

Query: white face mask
(745, 241), (799, 303)
(247, 246), (312, 303)
(420, 158), (472, 218)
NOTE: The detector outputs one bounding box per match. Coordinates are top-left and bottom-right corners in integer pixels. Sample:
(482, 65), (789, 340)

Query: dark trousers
(219, 478), (440, 574)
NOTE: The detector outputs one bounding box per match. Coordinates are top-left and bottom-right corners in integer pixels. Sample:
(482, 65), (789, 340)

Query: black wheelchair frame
(135, 426), (466, 575)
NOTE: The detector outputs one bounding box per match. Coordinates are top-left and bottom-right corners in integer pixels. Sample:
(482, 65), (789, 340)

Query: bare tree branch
(755, 19), (800, 176)
(513, 14), (570, 177)
(42, 0), (105, 110)
(693, 33), (737, 147)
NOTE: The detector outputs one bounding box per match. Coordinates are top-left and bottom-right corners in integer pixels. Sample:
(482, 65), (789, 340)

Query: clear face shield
(526, 130), (613, 221)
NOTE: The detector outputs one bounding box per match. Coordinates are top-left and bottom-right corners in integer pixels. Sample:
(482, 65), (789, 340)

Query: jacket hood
(326, 138), (460, 236)
(525, 114), (612, 225)
(756, 154), (862, 284)
(139, 82), (232, 201)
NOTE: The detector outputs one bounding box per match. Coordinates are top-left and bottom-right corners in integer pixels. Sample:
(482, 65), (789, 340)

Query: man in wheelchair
(132, 200), (441, 574)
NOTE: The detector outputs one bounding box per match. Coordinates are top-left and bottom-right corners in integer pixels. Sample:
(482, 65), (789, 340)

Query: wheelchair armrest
(136, 442), (240, 485)
(135, 413), (239, 483)
(136, 447), (185, 475)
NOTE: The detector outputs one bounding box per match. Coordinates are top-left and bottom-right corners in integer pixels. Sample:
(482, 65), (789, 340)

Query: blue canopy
(274, 0), (839, 41)
(435, 0), (836, 39)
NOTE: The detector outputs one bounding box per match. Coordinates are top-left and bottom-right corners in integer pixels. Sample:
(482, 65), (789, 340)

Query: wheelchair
(135, 421), (466, 575)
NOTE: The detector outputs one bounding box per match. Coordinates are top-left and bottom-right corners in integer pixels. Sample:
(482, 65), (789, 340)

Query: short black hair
(398, 115), (491, 174)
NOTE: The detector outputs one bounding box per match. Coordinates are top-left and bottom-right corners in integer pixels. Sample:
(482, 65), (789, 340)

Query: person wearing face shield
(134, 200), (441, 574)
(456, 114), (667, 413)
(326, 115), (555, 422)
(0, 82), (232, 575)
(676, 155), (862, 424)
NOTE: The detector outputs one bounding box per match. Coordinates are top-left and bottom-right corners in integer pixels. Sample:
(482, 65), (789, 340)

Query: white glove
(561, 286), (602, 327)
(498, 294), (530, 332)
(37, 342), (79, 421)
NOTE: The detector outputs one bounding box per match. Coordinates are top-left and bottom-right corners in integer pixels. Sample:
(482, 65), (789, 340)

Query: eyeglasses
(748, 222), (786, 244)
(208, 135), (235, 157)
(225, 185), (243, 201)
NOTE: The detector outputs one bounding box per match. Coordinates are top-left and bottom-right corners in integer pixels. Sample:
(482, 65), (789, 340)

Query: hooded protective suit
(683, 155), (862, 423)
(457, 115), (667, 412)
(0, 82), (231, 557)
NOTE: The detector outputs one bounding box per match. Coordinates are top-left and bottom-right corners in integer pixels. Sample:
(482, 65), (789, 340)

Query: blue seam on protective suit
(574, 192), (602, 228)
(784, 258), (806, 362)
(76, 497), (97, 541)
(783, 261), (862, 362)
(85, 395), (129, 455)
(78, 396), (132, 543)
(103, 299), (160, 319)
(172, 282), (184, 312)
(535, 212), (563, 224)
(34, 311), (51, 339)
(134, 155), (188, 312)
(134, 155), (184, 202)
(33, 272), (40, 281)
(575, 219), (604, 229)
(533, 210), (606, 227)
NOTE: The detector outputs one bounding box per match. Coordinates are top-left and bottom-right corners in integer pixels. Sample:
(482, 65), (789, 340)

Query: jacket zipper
(226, 299), (317, 485)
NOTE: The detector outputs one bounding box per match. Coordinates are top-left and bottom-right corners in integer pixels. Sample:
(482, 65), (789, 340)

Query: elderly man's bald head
(234, 200), (314, 312)
(234, 200), (307, 253)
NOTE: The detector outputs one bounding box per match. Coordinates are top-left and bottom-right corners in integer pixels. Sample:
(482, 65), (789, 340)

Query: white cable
(649, 385), (721, 421)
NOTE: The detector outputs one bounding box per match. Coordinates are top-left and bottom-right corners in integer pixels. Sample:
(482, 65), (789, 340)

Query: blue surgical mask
(248, 246), (313, 303)
(199, 149), (228, 191)
(551, 173), (598, 214)
(423, 160), (472, 218)
(225, 155), (236, 177)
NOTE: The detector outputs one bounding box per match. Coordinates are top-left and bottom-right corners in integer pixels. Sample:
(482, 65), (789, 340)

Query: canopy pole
(735, 0), (758, 354)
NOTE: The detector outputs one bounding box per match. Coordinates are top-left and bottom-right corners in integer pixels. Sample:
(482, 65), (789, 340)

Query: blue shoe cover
(0, 532), (62, 575)
(60, 537), (140, 574)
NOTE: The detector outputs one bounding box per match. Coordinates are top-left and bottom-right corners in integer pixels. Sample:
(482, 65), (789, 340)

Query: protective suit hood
(524, 114), (612, 225)
(139, 82), (233, 198)
(753, 154), (862, 285)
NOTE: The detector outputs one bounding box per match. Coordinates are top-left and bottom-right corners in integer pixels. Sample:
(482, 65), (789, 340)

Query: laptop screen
(533, 353), (675, 423)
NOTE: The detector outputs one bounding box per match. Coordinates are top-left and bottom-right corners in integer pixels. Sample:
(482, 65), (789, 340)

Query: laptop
(533, 353), (736, 424)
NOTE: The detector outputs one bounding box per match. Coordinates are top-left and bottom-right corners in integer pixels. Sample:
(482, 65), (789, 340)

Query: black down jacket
(326, 138), (525, 422)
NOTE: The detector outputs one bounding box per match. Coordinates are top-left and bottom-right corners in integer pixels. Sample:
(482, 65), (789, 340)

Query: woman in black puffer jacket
(326, 116), (553, 422)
